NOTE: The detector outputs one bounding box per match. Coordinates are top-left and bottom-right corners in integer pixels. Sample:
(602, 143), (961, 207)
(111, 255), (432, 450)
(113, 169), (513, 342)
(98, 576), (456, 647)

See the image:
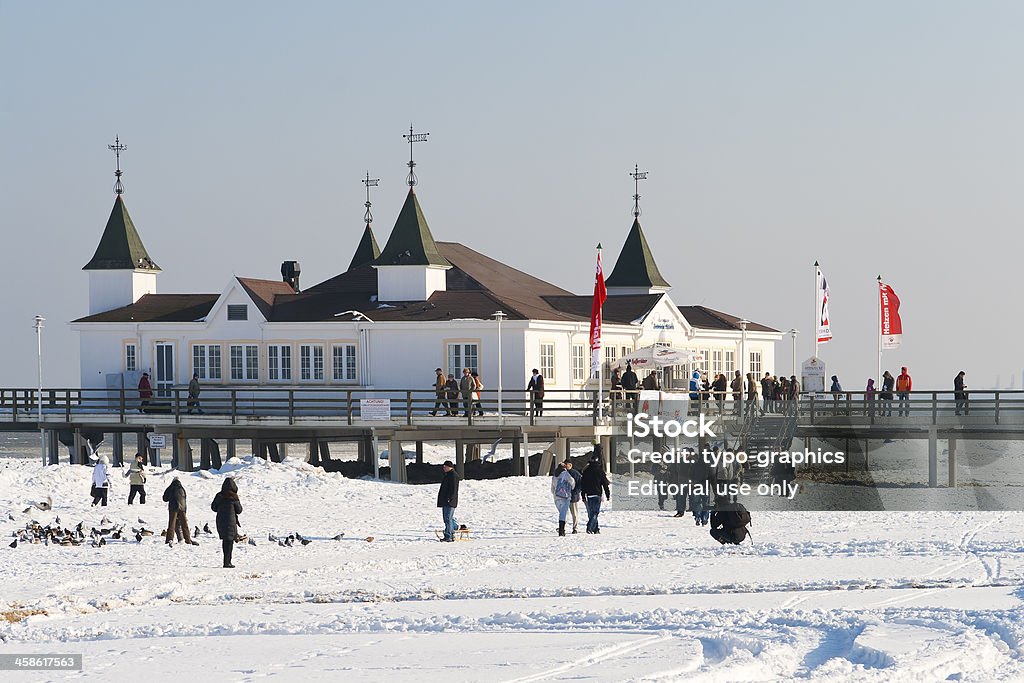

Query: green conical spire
(605, 217), (668, 288)
(348, 223), (381, 271)
(374, 189), (451, 267)
(83, 195), (160, 271)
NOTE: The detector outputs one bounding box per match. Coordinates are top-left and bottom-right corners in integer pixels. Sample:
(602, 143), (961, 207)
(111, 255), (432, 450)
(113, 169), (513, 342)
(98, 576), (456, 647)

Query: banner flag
(816, 266), (833, 343)
(879, 281), (903, 349)
(589, 248), (607, 375)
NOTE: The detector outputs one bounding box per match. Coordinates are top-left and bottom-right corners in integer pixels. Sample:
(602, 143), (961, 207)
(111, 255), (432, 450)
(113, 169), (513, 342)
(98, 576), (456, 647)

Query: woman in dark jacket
(211, 477), (243, 568)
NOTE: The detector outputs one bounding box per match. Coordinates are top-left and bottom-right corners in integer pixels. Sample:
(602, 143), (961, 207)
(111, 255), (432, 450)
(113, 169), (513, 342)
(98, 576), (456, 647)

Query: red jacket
(138, 376), (153, 399)
(896, 372), (912, 392)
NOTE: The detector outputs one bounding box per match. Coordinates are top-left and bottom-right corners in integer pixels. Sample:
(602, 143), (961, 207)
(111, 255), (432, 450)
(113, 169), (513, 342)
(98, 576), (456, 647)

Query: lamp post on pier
(34, 315), (45, 466)
(493, 311), (507, 425)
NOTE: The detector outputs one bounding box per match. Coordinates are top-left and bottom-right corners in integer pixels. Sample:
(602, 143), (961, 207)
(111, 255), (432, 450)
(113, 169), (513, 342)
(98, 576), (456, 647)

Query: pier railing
(2, 387), (1024, 427)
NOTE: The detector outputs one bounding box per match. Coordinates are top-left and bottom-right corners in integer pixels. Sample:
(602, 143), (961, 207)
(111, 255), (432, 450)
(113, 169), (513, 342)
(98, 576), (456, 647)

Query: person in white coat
(91, 454), (110, 507)
(551, 463), (575, 537)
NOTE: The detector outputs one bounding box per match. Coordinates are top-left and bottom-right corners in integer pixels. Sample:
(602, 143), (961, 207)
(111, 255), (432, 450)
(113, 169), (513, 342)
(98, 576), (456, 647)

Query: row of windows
(125, 342), (357, 383)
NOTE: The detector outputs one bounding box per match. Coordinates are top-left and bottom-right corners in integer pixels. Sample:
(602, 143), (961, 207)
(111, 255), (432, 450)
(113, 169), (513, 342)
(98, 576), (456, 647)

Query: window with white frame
(267, 344), (292, 381)
(571, 344), (586, 382)
(300, 344), (324, 381)
(711, 349), (723, 376)
(230, 344), (258, 381)
(750, 351), (762, 376)
(621, 345), (631, 359)
(446, 343), (479, 376)
(540, 343), (555, 380)
(332, 344), (357, 382)
(192, 344), (222, 381)
(125, 343), (137, 373)
(725, 350), (735, 374)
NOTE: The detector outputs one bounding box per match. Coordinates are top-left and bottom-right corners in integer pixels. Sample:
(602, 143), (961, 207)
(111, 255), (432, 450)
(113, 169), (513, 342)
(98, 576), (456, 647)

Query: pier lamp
(493, 311), (507, 424)
(33, 315), (45, 466)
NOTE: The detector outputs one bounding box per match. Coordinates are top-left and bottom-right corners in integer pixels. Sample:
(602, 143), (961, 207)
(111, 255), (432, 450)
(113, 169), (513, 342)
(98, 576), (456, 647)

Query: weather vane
(362, 171), (380, 224)
(630, 164), (648, 218)
(108, 135), (127, 195)
(403, 124), (429, 187)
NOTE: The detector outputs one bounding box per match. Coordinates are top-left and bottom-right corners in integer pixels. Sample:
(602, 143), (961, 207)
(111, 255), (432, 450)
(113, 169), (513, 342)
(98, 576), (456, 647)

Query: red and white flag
(879, 281), (903, 349)
(589, 246), (607, 375)
(816, 265), (833, 343)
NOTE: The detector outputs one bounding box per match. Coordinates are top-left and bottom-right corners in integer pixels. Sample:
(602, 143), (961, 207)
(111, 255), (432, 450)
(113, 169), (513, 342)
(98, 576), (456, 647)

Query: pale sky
(2, 1), (1023, 389)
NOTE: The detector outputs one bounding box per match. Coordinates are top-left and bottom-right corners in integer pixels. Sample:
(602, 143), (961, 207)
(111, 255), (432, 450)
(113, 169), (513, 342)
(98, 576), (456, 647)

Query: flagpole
(813, 261), (819, 360)
(877, 275), (882, 386)
(597, 244), (604, 419)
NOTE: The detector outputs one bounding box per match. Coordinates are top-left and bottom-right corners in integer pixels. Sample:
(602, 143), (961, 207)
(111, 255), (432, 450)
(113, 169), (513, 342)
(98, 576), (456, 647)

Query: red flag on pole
(589, 246), (607, 375)
(879, 281), (903, 349)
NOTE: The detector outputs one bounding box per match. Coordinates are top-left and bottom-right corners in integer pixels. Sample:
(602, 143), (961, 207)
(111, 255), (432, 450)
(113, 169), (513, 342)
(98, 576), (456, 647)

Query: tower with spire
(82, 137), (161, 314)
(348, 172), (382, 270)
(605, 165), (671, 296)
(372, 126), (451, 301)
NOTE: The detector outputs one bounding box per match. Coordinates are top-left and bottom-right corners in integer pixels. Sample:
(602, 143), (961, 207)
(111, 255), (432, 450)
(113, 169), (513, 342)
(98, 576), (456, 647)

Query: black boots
(558, 521), (566, 537)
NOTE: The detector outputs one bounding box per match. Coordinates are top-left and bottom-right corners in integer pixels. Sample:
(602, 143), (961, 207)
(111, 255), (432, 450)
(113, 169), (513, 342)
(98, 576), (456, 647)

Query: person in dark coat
(710, 502), (751, 545)
(437, 460), (460, 542)
(621, 363), (640, 414)
(527, 369), (545, 417)
(138, 372), (153, 413)
(211, 477), (243, 568)
(880, 370), (895, 417)
(689, 448), (713, 526)
(444, 374), (460, 416)
(162, 477), (196, 546)
(954, 370), (969, 415)
(579, 454), (611, 534)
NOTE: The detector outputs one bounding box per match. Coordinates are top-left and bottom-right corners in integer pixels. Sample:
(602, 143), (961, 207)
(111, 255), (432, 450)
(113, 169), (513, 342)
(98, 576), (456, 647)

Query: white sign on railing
(360, 398), (391, 421)
(147, 434), (167, 448)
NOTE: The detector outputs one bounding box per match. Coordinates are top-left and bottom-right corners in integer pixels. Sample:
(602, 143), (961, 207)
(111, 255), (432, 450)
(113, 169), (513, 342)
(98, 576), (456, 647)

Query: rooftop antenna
(108, 135), (127, 195)
(630, 164), (648, 218)
(362, 171), (380, 224)
(403, 124), (429, 187)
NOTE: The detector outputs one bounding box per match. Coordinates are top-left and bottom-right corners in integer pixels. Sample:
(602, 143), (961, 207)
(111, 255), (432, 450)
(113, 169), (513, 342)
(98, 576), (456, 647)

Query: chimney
(281, 260), (301, 292)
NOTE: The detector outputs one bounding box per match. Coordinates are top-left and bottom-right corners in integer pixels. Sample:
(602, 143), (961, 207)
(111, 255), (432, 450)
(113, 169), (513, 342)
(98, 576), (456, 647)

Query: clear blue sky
(2, 1), (1023, 389)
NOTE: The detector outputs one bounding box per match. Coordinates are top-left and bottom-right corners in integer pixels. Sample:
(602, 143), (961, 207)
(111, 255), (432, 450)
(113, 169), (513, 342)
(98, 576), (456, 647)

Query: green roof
(348, 223), (381, 271)
(605, 218), (669, 289)
(374, 189), (451, 268)
(83, 195), (160, 271)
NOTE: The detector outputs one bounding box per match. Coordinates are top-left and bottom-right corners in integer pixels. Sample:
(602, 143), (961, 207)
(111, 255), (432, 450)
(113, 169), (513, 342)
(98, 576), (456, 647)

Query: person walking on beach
(580, 455), (611, 534)
(954, 370), (969, 416)
(124, 452), (147, 504)
(91, 454), (110, 506)
(528, 368), (545, 417)
(187, 372), (203, 414)
(437, 460), (460, 542)
(896, 366), (913, 416)
(430, 368), (446, 416)
(138, 372), (152, 413)
(551, 463), (575, 536)
(564, 459), (583, 533)
(162, 477), (197, 546)
(211, 477), (243, 568)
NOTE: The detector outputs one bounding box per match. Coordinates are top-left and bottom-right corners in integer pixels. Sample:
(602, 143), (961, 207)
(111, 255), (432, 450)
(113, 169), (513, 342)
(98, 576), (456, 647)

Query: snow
(0, 452), (1022, 681)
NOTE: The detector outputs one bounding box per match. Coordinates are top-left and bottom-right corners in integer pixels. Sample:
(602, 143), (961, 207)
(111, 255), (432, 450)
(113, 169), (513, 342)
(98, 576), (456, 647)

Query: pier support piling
(112, 432), (123, 467)
(928, 427), (938, 488)
(948, 437), (957, 488)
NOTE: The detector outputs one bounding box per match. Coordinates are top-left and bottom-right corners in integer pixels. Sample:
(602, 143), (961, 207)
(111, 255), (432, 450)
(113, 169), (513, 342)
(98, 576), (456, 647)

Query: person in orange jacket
(895, 367), (912, 416)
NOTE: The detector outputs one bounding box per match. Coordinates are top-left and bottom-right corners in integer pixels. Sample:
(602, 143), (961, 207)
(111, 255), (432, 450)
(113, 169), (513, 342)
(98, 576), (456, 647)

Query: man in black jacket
(621, 363), (639, 414)
(579, 454), (611, 534)
(437, 460), (460, 542)
(162, 477), (197, 546)
(527, 369), (545, 417)
(710, 502), (751, 545)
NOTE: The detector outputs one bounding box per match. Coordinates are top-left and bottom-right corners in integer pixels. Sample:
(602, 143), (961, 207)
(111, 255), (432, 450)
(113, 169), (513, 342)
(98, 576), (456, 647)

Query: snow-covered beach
(1, 451), (1023, 681)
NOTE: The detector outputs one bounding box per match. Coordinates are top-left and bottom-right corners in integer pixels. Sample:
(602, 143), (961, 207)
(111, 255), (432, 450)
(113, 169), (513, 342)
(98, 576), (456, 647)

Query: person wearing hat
(187, 372), (203, 414)
(138, 372), (153, 413)
(579, 452), (611, 534)
(437, 460), (460, 542)
(124, 452), (147, 504)
(430, 368), (447, 416)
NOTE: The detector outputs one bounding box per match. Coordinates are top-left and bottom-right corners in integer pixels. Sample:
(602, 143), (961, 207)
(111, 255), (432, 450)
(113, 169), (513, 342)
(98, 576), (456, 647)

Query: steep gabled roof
(83, 195), (160, 271)
(374, 189), (451, 267)
(348, 224), (381, 271)
(237, 277), (297, 319)
(73, 294), (216, 323)
(678, 305), (779, 333)
(544, 294), (663, 324)
(605, 218), (669, 289)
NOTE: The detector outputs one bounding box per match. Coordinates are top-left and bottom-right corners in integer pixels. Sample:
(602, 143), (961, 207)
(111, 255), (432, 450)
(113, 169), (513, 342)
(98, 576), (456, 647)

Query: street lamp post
(33, 315), (45, 466)
(789, 329), (799, 378)
(493, 311), (507, 425)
